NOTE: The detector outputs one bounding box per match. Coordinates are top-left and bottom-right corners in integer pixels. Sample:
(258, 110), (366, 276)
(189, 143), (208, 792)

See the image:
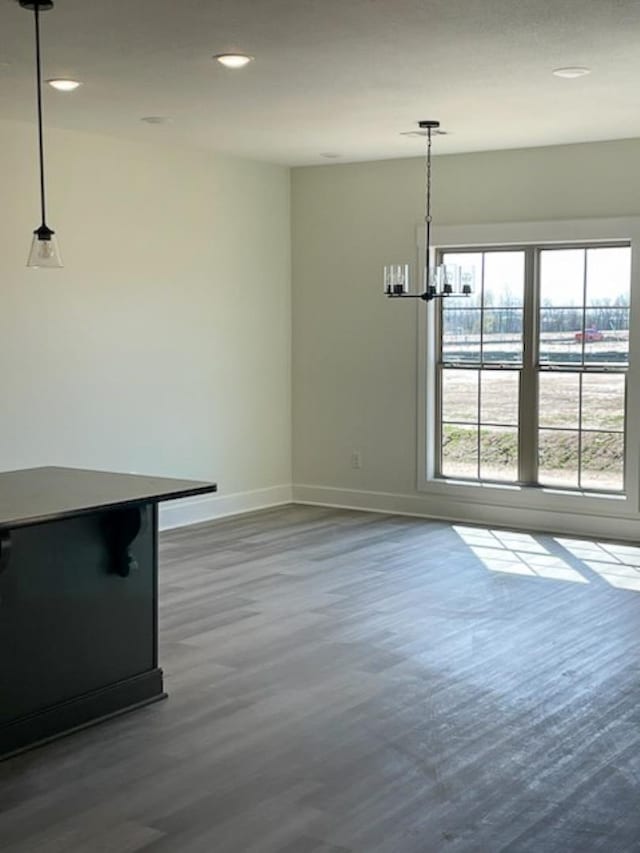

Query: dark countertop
(0, 466), (217, 529)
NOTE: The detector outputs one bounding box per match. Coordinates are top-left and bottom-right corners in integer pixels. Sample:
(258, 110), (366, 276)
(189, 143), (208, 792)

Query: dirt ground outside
(440, 367), (625, 491)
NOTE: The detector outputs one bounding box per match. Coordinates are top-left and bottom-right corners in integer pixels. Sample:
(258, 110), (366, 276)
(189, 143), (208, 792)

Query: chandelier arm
(388, 292), (444, 302)
(34, 2), (47, 228)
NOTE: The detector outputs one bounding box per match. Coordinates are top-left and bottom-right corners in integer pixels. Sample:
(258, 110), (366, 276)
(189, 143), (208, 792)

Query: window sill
(418, 475), (634, 519)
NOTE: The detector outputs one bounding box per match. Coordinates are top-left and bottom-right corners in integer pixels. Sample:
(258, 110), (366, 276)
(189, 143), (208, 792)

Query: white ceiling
(2, 0), (640, 166)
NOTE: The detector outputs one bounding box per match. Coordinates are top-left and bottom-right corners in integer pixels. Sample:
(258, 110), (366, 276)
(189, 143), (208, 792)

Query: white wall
(291, 138), (640, 538)
(7, 122), (640, 537)
(0, 119), (292, 519)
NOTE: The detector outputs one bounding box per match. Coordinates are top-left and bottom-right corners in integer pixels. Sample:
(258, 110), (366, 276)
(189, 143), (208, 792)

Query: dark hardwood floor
(1, 505), (640, 852)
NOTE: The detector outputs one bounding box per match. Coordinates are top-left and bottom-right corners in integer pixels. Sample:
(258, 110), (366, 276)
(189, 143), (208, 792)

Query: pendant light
(384, 121), (472, 301)
(18, 0), (63, 268)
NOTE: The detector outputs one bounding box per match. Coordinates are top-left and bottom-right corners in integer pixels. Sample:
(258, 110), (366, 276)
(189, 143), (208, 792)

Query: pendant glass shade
(27, 226), (62, 268)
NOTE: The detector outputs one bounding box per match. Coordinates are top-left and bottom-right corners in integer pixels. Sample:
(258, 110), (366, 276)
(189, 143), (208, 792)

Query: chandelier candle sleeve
(384, 120), (471, 303)
(383, 264), (410, 295)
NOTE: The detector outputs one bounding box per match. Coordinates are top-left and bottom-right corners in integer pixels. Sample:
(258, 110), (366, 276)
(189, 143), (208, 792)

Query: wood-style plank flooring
(1, 505), (640, 852)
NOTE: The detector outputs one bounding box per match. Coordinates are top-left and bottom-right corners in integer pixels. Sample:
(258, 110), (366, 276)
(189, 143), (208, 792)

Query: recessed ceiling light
(552, 66), (591, 78)
(140, 116), (172, 125)
(47, 78), (82, 91)
(214, 53), (254, 69)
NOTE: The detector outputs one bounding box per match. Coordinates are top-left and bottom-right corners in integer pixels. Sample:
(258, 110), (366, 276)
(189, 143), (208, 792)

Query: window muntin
(437, 243), (630, 494)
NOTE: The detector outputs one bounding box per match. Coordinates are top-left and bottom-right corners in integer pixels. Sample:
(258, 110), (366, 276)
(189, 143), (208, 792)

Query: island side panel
(0, 503), (164, 754)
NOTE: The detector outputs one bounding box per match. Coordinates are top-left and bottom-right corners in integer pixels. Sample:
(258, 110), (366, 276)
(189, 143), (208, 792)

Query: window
(436, 243), (630, 493)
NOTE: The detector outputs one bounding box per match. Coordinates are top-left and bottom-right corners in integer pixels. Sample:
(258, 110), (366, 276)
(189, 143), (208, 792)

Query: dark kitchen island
(0, 466), (217, 759)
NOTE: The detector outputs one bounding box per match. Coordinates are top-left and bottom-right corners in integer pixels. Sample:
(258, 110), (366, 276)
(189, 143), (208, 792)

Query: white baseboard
(292, 484), (640, 542)
(159, 484), (293, 530)
(159, 480), (640, 541)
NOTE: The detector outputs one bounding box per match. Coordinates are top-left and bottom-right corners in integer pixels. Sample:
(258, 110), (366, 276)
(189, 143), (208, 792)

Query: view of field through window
(438, 245), (630, 491)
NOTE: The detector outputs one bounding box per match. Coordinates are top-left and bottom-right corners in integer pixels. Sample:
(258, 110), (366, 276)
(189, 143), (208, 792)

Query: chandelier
(384, 121), (472, 301)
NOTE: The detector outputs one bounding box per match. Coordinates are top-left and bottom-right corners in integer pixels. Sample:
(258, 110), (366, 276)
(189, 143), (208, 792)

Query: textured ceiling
(2, 0), (640, 165)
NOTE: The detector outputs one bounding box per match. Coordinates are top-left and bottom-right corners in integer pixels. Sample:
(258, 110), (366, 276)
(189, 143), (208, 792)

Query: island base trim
(0, 668), (166, 760)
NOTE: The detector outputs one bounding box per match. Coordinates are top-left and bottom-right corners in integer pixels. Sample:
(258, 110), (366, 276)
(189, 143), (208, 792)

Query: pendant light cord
(424, 127), (432, 287)
(34, 2), (47, 227)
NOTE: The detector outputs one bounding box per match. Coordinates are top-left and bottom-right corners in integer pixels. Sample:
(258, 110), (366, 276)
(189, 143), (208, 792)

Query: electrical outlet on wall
(351, 450), (362, 470)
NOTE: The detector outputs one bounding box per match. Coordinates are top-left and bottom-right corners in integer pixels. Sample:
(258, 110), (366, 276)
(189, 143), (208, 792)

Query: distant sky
(443, 247), (630, 307)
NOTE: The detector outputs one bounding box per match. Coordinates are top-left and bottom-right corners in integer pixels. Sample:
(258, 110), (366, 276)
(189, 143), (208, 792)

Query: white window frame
(417, 217), (640, 522)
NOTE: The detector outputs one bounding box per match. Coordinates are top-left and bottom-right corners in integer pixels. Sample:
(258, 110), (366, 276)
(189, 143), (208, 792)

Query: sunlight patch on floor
(454, 526), (589, 584)
(555, 538), (640, 592)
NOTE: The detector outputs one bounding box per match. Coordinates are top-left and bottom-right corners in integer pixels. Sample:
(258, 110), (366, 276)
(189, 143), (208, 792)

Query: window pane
(484, 252), (525, 307)
(583, 308), (629, 365)
(441, 424), (478, 479)
(582, 374), (625, 432)
(539, 373), (579, 429)
(442, 252), (482, 308)
(540, 249), (584, 307)
(538, 429), (579, 488)
(580, 432), (624, 491)
(479, 427), (518, 481)
(586, 247), (630, 307)
(437, 242), (629, 494)
(442, 310), (481, 362)
(483, 310), (523, 363)
(442, 369), (478, 423)
(481, 370), (519, 425)
(539, 308), (585, 364)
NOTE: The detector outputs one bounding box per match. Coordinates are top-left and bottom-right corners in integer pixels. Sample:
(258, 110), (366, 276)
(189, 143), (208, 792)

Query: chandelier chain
(424, 127), (432, 287)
